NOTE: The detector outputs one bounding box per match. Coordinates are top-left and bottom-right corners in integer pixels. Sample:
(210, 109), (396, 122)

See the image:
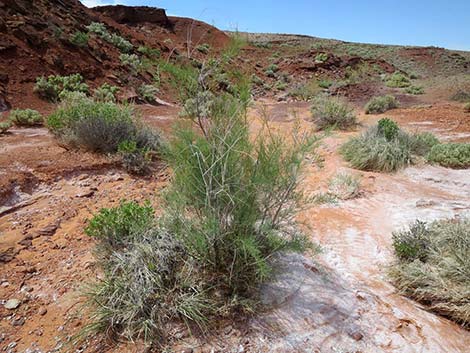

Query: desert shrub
(427, 143), (470, 169)
(179, 90), (215, 122)
(364, 95), (399, 114)
(405, 85), (424, 95)
(120, 54), (141, 74)
(85, 200), (154, 251)
(289, 81), (321, 101)
(34, 74), (89, 102)
(385, 72), (410, 88)
(86, 22), (132, 53)
(450, 91), (470, 103)
(389, 218), (470, 326)
(9, 109), (43, 126)
(377, 117), (399, 140)
(93, 83), (119, 103)
(318, 79), (332, 89)
(464, 102), (470, 113)
(340, 119), (417, 172)
(137, 84), (158, 102)
(137, 46), (161, 58)
(409, 131), (440, 156)
(310, 95), (357, 130)
(315, 53), (328, 63)
(69, 31), (88, 47)
(196, 43), (210, 54)
(251, 74), (263, 86)
(275, 81), (287, 91)
(83, 82), (318, 345)
(392, 220), (429, 262)
(265, 64), (279, 77)
(86, 22), (107, 36)
(328, 173), (361, 200)
(0, 121), (11, 134)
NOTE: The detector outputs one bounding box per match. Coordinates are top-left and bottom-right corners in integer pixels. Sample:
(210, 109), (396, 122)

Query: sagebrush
(310, 95), (357, 130)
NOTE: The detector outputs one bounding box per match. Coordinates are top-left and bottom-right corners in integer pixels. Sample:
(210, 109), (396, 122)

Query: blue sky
(81, 0), (470, 51)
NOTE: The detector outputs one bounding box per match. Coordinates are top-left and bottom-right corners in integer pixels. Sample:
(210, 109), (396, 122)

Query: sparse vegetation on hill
(93, 83), (119, 103)
(311, 95), (357, 130)
(390, 218), (470, 326)
(405, 85), (424, 95)
(365, 95), (399, 114)
(69, 31), (89, 47)
(86, 21), (133, 53)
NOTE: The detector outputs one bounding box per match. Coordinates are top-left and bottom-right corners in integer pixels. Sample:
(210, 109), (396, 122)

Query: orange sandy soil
(0, 100), (469, 352)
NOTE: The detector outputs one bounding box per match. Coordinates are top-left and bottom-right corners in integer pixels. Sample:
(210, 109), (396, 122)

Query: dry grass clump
(390, 218), (470, 326)
(340, 118), (439, 172)
(328, 173), (361, 200)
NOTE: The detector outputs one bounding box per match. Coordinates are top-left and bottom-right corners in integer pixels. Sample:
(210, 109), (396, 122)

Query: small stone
(38, 306), (47, 316)
(348, 330), (364, 341)
(21, 285), (34, 293)
(11, 317), (25, 326)
(4, 298), (21, 309)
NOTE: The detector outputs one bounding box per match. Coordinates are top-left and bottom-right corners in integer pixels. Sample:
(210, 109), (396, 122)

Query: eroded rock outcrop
(94, 5), (171, 28)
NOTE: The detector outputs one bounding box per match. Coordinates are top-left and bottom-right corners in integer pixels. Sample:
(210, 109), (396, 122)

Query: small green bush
(86, 22), (107, 36)
(137, 46), (161, 58)
(0, 121), (11, 133)
(310, 96), (357, 130)
(405, 85), (424, 95)
(318, 79), (332, 89)
(385, 72), (410, 88)
(196, 43), (210, 54)
(93, 83), (119, 103)
(9, 109), (43, 126)
(47, 94), (161, 158)
(275, 81), (287, 91)
(365, 95), (399, 114)
(392, 220), (429, 262)
(34, 74), (89, 102)
(427, 143), (470, 169)
(390, 218), (470, 326)
(409, 131), (440, 156)
(137, 84), (158, 102)
(120, 54), (141, 74)
(315, 53), (328, 63)
(377, 117), (399, 140)
(69, 31), (89, 47)
(85, 200), (154, 251)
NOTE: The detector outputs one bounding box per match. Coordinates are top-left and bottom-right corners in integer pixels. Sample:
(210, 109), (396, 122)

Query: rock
(37, 223), (59, 237)
(4, 298), (21, 309)
(18, 234), (33, 246)
(348, 330), (364, 341)
(416, 199), (437, 208)
(11, 317), (25, 326)
(76, 189), (95, 198)
(94, 5), (171, 27)
(38, 306), (47, 316)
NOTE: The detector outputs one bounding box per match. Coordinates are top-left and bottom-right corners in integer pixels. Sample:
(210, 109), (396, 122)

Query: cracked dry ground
(1, 102), (469, 352)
